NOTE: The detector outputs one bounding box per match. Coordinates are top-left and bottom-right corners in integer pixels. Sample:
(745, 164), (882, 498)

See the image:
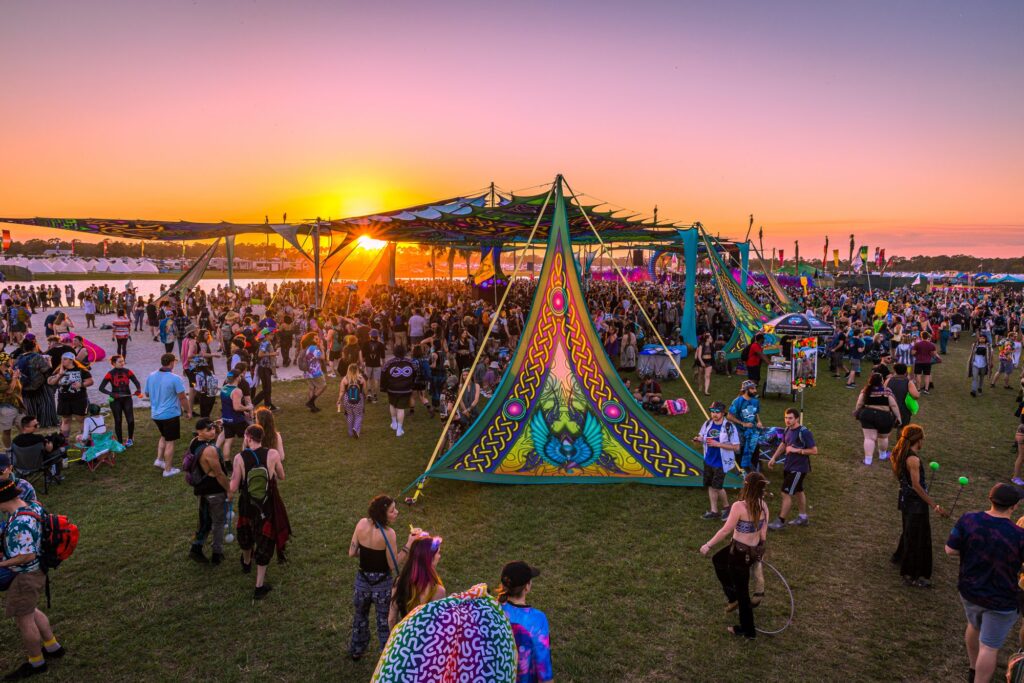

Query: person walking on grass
(346, 495), (416, 661)
(0, 480), (65, 681)
(188, 418), (230, 566)
(145, 352), (190, 478)
(338, 363), (366, 438)
(217, 370), (249, 458)
(300, 332), (326, 413)
(498, 560), (553, 683)
(910, 332), (936, 394)
(700, 471), (769, 640)
(766, 408), (817, 530)
(381, 344), (415, 438)
(230, 424), (288, 600)
(98, 355), (141, 448)
(727, 380), (762, 471)
(695, 401), (740, 521)
(968, 332), (991, 397)
(945, 484), (1024, 683)
(854, 372), (901, 466)
(888, 424), (947, 589)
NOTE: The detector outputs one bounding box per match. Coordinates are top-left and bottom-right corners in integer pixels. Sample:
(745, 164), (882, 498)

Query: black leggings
(252, 366), (274, 407)
(110, 396), (135, 442)
(712, 543), (756, 637)
(116, 337), (128, 358)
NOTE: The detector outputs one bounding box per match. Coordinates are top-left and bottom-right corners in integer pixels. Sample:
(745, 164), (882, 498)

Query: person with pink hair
(388, 533), (446, 628)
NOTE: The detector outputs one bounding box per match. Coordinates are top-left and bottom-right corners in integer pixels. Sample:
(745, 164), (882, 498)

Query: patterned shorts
(236, 516), (275, 565)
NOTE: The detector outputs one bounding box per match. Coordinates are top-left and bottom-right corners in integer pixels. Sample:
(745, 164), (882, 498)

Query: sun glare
(356, 235), (387, 250)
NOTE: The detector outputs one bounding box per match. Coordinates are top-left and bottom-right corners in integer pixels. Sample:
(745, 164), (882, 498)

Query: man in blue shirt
(945, 483), (1024, 683)
(727, 381), (763, 470)
(145, 353), (190, 478)
(696, 401), (741, 520)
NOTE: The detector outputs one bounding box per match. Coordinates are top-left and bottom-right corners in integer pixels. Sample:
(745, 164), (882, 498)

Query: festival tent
(410, 178), (725, 493)
(91, 259), (110, 272)
(131, 259), (160, 274)
(107, 260), (132, 274)
(24, 259), (55, 274)
(56, 259), (88, 274)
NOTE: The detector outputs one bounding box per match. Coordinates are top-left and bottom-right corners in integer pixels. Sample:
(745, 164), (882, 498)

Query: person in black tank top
(188, 419), (231, 565)
(347, 495), (417, 660)
(889, 425), (947, 588)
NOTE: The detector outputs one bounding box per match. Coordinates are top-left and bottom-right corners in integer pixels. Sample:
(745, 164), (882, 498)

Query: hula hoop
(755, 561), (795, 635)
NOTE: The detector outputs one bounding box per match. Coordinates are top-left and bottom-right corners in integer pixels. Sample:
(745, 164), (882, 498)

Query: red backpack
(14, 510), (79, 570)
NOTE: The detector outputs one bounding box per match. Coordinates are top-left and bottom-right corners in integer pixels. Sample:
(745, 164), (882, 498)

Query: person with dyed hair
(388, 532), (446, 629)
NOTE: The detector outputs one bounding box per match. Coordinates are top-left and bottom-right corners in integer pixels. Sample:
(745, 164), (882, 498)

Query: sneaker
(240, 556), (252, 574)
(879, 452), (890, 461)
(153, 459), (165, 468)
(971, 391), (977, 397)
(210, 553), (224, 566)
(4, 662), (47, 680)
(390, 420), (398, 431)
(788, 516), (810, 527)
(1013, 477), (1024, 487)
(845, 383), (857, 389)
(41, 646), (65, 661)
(189, 547), (209, 564)
(396, 427), (404, 437)
(720, 507), (730, 521)
(162, 468), (181, 478)
(921, 390), (930, 395)
(271, 405), (281, 412)
(253, 584), (273, 600)
(767, 518), (785, 530)
(701, 511), (719, 520)
(125, 439), (134, 448)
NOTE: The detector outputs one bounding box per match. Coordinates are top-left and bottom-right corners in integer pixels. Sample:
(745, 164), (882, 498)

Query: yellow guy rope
(563, 178), (710, 421)
(409, 184), (555, 502)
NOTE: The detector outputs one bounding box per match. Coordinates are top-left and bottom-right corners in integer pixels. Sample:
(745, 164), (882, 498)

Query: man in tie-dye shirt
(499, 561), (552, 683)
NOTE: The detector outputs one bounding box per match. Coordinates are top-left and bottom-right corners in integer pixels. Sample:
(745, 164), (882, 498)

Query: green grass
(3, 340), (1014, 682)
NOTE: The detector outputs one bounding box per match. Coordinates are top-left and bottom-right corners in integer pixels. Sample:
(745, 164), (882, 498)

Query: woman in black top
(98, 355), (142, 447)
(347, 495), (416, 660)
(889, 424), (947, 587)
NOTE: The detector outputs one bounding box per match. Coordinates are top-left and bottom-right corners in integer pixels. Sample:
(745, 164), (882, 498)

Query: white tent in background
(107, 260), (132, 274)
(59, 259), (89, 274)
(132, 259), (159, 274)
(25, 260), (55, 274)
(91, 259), (110, 272)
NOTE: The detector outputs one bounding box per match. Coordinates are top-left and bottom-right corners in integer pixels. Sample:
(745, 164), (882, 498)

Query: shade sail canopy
(1, 185), (694, 245)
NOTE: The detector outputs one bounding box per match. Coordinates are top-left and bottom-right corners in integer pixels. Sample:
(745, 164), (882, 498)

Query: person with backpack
(299, 332), (327, 413)
(346, 495), (416, 661)
(98, 355), (142, 448)
(0, 479), (66, 679)
(229, 424), (287, 600)
(337, 363), (366, 438)
(695, 401), (741, 521)
(191, 357), (219, 419)
(766, 408), (818, 529)
(217, 370), (249, 457)
(361, 329), (386, 403)
(16, 339), (57, 430)
(186, 419), (231, 566)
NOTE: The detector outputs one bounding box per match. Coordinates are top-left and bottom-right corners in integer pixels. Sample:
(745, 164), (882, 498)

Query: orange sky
(1, 2), (1021, 256)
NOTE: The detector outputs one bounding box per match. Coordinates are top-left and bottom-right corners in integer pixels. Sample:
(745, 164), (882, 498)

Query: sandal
(725, 601), (739, 613)
(751, 592), (764, 607)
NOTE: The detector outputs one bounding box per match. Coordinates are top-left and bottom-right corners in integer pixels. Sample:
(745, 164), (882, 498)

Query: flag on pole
(874, 247), (882, 267)
(1, 230), (10, 253)
(102, 239), (108, 257)
(833, 249), (840, 269)
(879, 248), (886, 268)
(822, 236), (829, 270)
(778, 249), (785, 267)
(848, 234), (855, 273)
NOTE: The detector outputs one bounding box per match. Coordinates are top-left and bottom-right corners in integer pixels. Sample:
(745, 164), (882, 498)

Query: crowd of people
(0, 273), (1023, 680)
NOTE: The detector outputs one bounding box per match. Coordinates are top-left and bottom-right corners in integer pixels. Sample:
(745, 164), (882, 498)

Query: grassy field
(1, 339), (1016, 682)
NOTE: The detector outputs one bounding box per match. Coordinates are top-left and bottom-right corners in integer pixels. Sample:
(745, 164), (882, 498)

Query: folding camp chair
(11, 442), (63, 494)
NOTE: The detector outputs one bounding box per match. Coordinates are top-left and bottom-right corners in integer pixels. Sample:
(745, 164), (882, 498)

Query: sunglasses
(709, 408), (724, 414)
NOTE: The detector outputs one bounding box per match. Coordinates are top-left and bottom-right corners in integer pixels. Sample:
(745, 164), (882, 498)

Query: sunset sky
(1, 1), (1021, 256)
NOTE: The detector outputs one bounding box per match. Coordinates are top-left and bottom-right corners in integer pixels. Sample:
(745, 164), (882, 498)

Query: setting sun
(356, 235), (388, 250)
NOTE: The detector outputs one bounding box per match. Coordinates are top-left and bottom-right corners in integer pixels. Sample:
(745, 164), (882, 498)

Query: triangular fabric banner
(416, 179), (724, 487)
(225, 235), (236, 288)
(268, 224), (311, 261)
(158, 238), (221, 303)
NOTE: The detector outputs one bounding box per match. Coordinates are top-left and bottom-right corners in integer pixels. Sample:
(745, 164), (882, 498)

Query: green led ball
(929, 461), (940, 471)
(958, 476), (969, 486)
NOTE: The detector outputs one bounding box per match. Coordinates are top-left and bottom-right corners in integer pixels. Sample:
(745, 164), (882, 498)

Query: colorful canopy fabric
(1, 187), (688, 245)
(372, 584), (516, 683)
(414, 179), (727, 488)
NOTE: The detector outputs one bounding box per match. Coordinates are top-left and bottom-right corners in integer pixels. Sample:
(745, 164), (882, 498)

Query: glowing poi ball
(929, 461), (940, 471)
(958, 476), (969, 486)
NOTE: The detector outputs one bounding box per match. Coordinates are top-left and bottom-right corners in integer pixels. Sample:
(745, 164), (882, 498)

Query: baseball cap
(61, 352), (75, 360)
(0, 480), (19, 504)
(500, 561), (540, 590)
(990, 483), (1022, 507)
